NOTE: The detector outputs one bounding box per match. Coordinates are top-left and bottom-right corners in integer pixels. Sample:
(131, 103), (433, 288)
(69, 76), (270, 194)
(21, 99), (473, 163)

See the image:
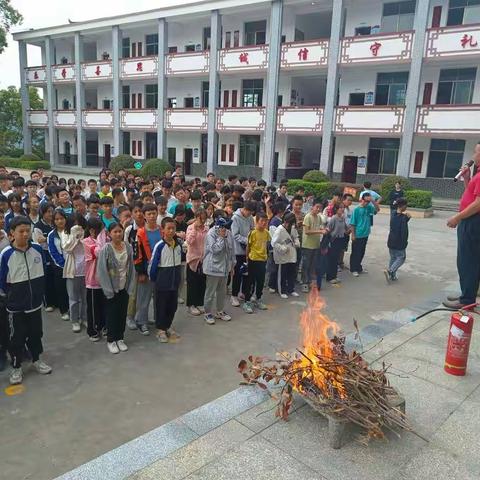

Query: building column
(18, 41), (32, 155)
(263, 0), (283, 185)
(319, 0), (344, 175)
(207, 10), (221, 175)
(157, 19), (167, 161)
(397, 0), (431, 177)
(75, 33), (86, 168)
(112, 26), (121, 158)
(45, 37), (58, 166)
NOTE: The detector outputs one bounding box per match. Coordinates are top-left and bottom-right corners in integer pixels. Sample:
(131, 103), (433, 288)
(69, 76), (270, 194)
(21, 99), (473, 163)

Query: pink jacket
(186, 223), (208, 272)
(83, 230), (107, 289)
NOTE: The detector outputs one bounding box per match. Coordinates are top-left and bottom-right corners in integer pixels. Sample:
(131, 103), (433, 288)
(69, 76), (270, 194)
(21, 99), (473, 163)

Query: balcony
(25, 66), (46, 84)
(218, 45), (269, 73)
(280, 40), (329, 69)
(334, 106), (405, 135)
(340, 31), (414, 65)
(82, 110), (113, 129)
(121, 56), (158, 80)
(165, 108), (208, 131)
(277, 107), (323, 134)
(81, 60), (113, 81)
(166, 51), (209, 76)
(121, 109), (157, 130)
(52, 64), (76, 83)
(27, 110), (48, 128)
(416, 104), (480, 136)
(216, 107), (265, 132)
(425, 24), (480, 60)
(54, 110), (77, 128)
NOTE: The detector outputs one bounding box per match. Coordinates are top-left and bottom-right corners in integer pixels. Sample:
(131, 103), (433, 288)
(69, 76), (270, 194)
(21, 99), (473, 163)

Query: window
(185, 44), (196, 52)
(355, 26), (372, 35)
(122, 86), (130, 109)
(137, 93), (142, 109)
(145, 84), (158, 108)
(132, 43), (137, 58)
(242, 79), (263, 107)
(244, 20), (267, 45)
(413, 151), (423, 174)
(375, 72), (409, 105)
(168, 147), (176, 167)
(137, 140), (142, 157)
(427, 139), (465, 178)
(447, 0), (480, 26)
(229, 144), (235, 162)
(239, 135), (260, 166)
(137, 42), (143, 56)
(131, 94), (136, 109)
(349, 93), (366, 105)
(225, 31), (231, 48)
(184, 97), (194, 108)
(168, 46), (178, 53)
(234, 30), (240, 47)
(381, 1), (416, 33)
(122, 38), (130, 58)
(223, 90), (230, 107)
(145, 34), (159, 55)
(437, 68), (476, 105)
(123, 132), (130, 155)
(367, 138), (400, 174)
(202, 82), (209, 108)
(168, 97), (177, 108)
(132, 140), (137, 156)
(221, 144), (227, 162)
(103, 99), (111, 110)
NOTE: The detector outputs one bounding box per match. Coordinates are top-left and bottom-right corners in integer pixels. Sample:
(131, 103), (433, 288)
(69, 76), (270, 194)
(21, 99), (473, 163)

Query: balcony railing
(277, 107), (323, 134)
(340, 31), (414, 64)
(334, 106), (405, 135)
(165, 51), (209, 76)
(165, 108), (208, 131)
(28, 110), (48, 128)
(81, 60), (113, 81)
(121, 56), (158, 79)
(280, 40), (329, 69)
(416, 104), (480, 136)
(52, 64), (76, 83)
(216, 107), (266, 132)
(218, 45), (269, 73)
(121, 109), (157, 130)
(54, 110), (77, 128)
(425, 23), (480, 60)
(82, 109), (113, 129)
(25, 66), (46, 84)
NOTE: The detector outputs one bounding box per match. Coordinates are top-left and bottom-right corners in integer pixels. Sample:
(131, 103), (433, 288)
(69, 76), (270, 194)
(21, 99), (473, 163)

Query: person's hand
(462, 165), (472, 182)
(138, 274), (148, 283)
(447, 216), (460, 229)
(351, 234), (356, 242)
(218, 227), (227, 237)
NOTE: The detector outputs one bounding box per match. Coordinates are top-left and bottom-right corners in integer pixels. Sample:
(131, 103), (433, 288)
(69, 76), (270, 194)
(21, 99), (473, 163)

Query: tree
(0, 0), (23, 54)
(0, 86), (45, 158)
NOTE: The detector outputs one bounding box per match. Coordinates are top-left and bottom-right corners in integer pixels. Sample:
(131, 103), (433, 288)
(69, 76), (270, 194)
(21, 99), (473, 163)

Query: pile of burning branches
(238, 290), (414, 444)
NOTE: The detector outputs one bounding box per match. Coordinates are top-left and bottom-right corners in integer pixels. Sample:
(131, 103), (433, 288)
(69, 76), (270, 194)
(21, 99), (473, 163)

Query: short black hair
(72, 194), (86, 203)
(12, 177), (25, 188)
(87, 195), (100, 205)
(243, 200), (257, 212)
(363, 181), (372, 189)
(190, 190), (202, 201)
(117, 205), (131, 216)
(10, 215), (30, 231)
(396, 198), (408, 208)
(161, 216), (175, 228)
(142, 203), (157, 214)
(155, 195), (168, 206)
(100, 196), (114, 205)
(112, 187), (123, 198)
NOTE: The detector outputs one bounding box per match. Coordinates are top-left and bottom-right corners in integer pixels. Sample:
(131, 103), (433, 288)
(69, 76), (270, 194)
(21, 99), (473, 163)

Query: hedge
(138, 158), (172, 178)
(0, 157), (50, 170)
(19, 153), (42, 162)
(302, 170), (329, 183)
(379, 176), (412, 201)
(286, 180), (335, 199)
(109, 154), (136, 173)
(404, 190), (432, 209)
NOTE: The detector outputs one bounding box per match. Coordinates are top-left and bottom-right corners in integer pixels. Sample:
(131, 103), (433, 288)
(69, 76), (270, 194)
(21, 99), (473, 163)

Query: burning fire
(289, 289), (347, 400)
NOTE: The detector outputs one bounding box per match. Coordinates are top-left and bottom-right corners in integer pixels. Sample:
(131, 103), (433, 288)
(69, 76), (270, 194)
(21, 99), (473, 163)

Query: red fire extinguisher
(444, 312), (474, 376)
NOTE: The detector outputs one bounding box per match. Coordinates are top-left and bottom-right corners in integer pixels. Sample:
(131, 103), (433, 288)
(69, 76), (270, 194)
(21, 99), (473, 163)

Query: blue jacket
(148, 239), (182, 291)
(47, 230), (65, 268)
(0, 242), (45, 313)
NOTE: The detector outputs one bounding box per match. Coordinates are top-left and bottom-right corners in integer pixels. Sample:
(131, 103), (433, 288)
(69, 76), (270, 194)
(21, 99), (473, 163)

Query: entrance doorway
(146, 132), (157, 159)
(104, 144), (111, 168)
(341, 156), (358, 183)
(184, 148), (193, 175)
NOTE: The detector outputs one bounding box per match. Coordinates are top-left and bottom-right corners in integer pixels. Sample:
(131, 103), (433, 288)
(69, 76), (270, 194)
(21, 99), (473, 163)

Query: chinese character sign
(61, 68), (67, 79)
(136, 62), (143, 72)
(460, 34), (478, 48)
(95, 66), (101, 76)
(297, 48), (309, 61)
(370, 42), (382, 57)
(239, 52), (249, 64)
(33, 71), (39, 80)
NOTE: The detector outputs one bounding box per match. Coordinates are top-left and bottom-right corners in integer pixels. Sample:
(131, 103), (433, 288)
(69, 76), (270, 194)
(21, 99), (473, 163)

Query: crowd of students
(0, 165), (410, 386)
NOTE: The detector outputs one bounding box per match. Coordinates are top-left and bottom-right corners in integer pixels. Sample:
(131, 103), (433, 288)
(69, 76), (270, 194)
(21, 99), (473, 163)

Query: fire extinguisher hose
(413, 303), (479, 322)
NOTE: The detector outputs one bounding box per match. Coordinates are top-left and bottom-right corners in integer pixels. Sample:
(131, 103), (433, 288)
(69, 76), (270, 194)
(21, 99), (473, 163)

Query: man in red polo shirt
(444, 142), (480, 309)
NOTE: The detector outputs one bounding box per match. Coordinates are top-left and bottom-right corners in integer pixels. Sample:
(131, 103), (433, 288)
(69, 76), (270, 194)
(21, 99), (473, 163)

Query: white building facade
(14, 0), (480, 197)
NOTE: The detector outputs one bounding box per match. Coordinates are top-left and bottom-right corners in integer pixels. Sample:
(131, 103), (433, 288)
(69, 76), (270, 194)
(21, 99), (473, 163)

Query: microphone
(454, 160), (474, 182)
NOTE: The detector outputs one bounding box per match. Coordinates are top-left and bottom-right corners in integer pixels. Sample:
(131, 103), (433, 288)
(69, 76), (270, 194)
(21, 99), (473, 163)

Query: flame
(290, 288), (347, 400)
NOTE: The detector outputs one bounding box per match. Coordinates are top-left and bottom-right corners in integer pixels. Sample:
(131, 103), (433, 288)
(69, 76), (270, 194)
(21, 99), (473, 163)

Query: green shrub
(405, 190), (432, 209)
(140, 158), (172, 178)
(379, 175), (412, 201)
(0, 157), (50, 170)
(287, 180), (335, 199)
(19, 153), (41, 162)
(302, 170), (329, 183)
(109, 154), (136, 173)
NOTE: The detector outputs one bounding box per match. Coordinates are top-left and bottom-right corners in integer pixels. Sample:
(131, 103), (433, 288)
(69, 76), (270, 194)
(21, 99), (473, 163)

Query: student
(149, 217), (182, 343)
(385, 198), (410, 283)
(339, 193), (354, 269)
(156, 195), (171, 225)
(134, 203), (162, 334)
(61, 213), (88, 332)
(112, 188), (126, 217)
(47, 209), (70, 320)
(243, 213), (270, 313)
(230, 201), (256, 306)
(361, 181), (382, 226)
(0, 216), (52, 385)
(185, 209), (209, 316)
(267, 203), (285, 293)
(100, 196), (117, 229)
(57, 188), (74, 215)
(5, 192), (26, 232)
(97, 222), (135, 354)
(326, 204), (347, 284)
(173, 204), (188, 304)
(83, 217), (107, 341)
(117, 205), (132, 227)
(98, 180), (112, 199)
(0, 209), (9, 371)
(324, 190), (343, 218)
(26, 195), (40, 228)
(202, 216), (235, 325)
(272, 212), (300, 299)
(72, 194), (87, 218)
(388, 182), (404, 217)
(86, 195), (101, 220)
(350, 192), (379, 277)
(84, 179), (98, 200)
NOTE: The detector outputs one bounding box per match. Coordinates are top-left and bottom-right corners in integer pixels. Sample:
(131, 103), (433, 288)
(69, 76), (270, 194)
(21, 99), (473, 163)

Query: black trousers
(87, 288), (106, 337)
(244, 260), (267, 301)
(232, 255), (247, 297)
(267, 253), (278, 291)
(44, 261), (56, 308)
(8, 309), (43, 368)
(0, 303), (8, 355)
(53, 265), (69, 314)
(105, 290), (128, 342)
(457, 214), (480, 305)
(186, 264), (206, 307)
(278, 263), (296, 295)
(350, 237), (368, 273)
(327, 238), (344, 281)
(155, 289), (178, 331)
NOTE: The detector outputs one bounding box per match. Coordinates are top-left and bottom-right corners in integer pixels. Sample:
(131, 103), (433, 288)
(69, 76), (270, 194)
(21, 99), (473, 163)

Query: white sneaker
(231, 296), (240, 307)
(107, 342), (119, 354)
(72, 322), (81, 333)
(9, 367), (23, 385)
(197, 306), (205, 314)
(361, 269), (368, 274)
(45, 306), (54, 313)
(178, 297), (185, 304)
(291, 292), (300, 297)
(352, 271), (359, 277)
(61, 313), (70, 321)
(280, 293), (288, 299)
(189, 306), (201, 316)
(204, 313), (216, 325)
(33, 360), (52, 375)
(216, 311), (232, 322)
(127, 318), (138, 330)
(268, 288), (276, 294)
(117, 340), (128, 352)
